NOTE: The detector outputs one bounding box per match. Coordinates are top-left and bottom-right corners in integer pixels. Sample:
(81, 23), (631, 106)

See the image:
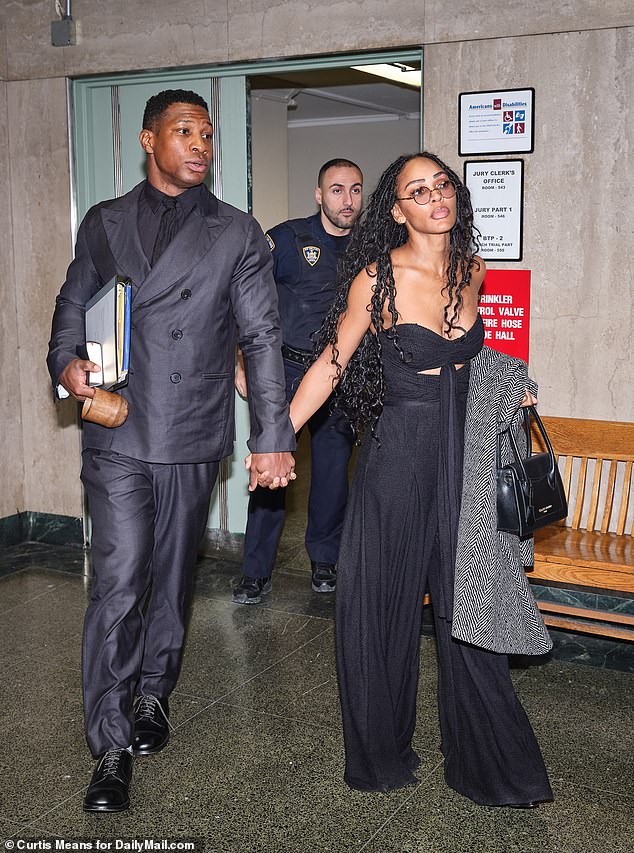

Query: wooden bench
(528, 416), (634, 641)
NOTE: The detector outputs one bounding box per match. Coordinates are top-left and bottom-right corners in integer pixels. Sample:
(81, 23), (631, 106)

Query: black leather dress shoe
(132, 694), (171, 755)
(83, 748), (132, 813)
(508, 801), (540, 809)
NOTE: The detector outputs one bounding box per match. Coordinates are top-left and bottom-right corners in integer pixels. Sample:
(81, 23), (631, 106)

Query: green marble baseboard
(0, 512), (83, 548)
(531, 582), (634, 616)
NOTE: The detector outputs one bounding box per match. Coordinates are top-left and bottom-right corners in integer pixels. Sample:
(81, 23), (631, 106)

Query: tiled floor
(2, 426), (633, 853)
(1, 544), (633, 852)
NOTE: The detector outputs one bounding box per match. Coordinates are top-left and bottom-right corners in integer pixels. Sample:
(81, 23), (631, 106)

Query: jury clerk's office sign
(465, 159), (524, 262)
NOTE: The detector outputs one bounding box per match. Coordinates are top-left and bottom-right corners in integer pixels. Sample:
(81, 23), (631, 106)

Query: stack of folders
(85, 275), (132, 390)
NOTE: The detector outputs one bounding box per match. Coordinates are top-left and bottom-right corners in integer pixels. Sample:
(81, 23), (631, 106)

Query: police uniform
(242, 212), (354, 583)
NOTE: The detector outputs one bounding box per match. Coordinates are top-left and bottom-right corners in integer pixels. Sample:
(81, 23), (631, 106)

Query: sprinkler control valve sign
(479, 269), (531, 363)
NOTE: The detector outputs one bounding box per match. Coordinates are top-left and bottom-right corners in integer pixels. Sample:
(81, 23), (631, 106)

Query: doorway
(70, 49), (423, 543)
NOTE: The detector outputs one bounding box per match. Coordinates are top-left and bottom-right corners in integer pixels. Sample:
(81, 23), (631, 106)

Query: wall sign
(465, 159), (524, 261)
(479, 269), (531, 363)
(459, 88), (535, 155)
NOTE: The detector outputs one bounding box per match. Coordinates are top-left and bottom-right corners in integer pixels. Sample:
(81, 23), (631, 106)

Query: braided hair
(312, 151), (480, 439)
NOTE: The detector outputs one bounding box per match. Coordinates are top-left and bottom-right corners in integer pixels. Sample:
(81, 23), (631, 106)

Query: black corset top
(380, 313), (484, 374)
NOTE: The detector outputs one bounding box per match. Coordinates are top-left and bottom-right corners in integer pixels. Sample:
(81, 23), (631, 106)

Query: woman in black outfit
(286, 152), (553, 807)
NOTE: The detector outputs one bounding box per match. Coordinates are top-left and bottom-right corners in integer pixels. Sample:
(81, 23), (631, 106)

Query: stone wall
(0, 1), (631, 520)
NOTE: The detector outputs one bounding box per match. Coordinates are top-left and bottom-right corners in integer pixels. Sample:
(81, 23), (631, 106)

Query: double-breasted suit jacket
(48, 181), (296, 756)
(48, 181), (296, 462)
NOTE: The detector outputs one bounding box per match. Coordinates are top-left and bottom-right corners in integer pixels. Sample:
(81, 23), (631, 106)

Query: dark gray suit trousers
(80, 448), (218, 756)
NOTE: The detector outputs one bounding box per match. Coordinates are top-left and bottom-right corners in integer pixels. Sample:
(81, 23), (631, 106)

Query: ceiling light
(351, 63), (421, 88)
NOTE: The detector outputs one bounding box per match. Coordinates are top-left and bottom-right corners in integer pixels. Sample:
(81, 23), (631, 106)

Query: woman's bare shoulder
(471, 255), (487, 289)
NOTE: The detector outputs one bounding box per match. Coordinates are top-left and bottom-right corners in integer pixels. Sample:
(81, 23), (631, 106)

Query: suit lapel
(100, 184), (150, 293)
(134, 190), (232, 307)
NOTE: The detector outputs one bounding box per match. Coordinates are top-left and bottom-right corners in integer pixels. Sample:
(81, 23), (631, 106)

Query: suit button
(180, 289), (192, 300)
(170, 372), (182, 384)
(171, 329), (183, 340)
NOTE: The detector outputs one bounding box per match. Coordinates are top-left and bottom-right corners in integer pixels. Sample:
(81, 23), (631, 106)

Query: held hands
(520, 390), (538, 408)
(58, 358), (100, 401)
(245, 452), (297, 491)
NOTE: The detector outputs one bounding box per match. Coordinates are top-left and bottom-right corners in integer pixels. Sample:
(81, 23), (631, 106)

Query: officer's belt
(281, 343), (312, 366)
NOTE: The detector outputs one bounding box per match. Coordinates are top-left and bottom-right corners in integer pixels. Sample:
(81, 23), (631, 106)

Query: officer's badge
(302, 246), (321, 266)
(265, 232), (275, 251)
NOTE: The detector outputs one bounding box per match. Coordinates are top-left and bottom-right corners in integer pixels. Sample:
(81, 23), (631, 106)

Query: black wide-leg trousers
(335, 382), (552, 804)
(80, 449), (218, 756)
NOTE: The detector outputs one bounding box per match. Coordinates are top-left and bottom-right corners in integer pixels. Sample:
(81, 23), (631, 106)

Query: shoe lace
(134, 694), (175, 731)
(100, 748), (126, 777)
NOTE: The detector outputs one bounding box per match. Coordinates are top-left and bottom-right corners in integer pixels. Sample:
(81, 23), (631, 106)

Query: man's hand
(58, 358), (100, 401)
(246, 452), (296, 491)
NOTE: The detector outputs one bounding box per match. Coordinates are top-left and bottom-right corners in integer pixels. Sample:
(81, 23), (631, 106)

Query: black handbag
(497, 405), (568, 539)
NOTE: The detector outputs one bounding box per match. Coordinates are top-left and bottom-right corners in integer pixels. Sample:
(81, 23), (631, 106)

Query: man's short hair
(142, 89), (209, 131)
(318, 158), (362, 186)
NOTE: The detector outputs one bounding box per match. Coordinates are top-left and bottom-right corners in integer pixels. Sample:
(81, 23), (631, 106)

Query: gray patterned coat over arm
(451, 346), (552, 655)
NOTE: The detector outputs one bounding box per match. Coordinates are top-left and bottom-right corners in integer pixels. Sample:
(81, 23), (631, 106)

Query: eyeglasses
(396, 179), (456, 206)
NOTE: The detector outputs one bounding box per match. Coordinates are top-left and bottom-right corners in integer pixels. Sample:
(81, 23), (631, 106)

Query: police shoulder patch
(302, 245), (321, 266)
(265, 232), (275, 251)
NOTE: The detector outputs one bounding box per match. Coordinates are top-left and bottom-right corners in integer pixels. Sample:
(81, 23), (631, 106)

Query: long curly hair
(313, 151), (480, 439)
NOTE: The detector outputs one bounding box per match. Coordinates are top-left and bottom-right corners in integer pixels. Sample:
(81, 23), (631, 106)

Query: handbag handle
(499, 405), (558, 487)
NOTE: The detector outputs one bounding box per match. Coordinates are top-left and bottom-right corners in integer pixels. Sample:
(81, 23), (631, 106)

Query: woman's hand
(234, 350), (247, 398)
(520, 390), (538, 407)
(244, 453), (297, 491)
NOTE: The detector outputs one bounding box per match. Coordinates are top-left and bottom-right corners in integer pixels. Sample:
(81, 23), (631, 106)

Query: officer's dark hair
(142, 90), (209, 132)
(317, 158), (362, 186)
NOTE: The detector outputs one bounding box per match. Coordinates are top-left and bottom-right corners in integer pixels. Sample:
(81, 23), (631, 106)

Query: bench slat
(530, 561), (634, 593)
(600, 459), (618, 534)
(537, 600), (634, 626)
(618, 461), (632, 536)
(572, 457), (588, 530)
(587, 456), (603, 531)
(560, 454), (573, 527)
(540, 613), (634, 642)
(537, 417), (634, 461)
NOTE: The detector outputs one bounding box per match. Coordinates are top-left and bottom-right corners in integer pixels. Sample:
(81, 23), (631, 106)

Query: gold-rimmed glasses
(395, 179), (456, 206)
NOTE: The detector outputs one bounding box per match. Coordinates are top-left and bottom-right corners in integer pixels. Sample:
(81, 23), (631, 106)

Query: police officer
(234, 159), (363, 603)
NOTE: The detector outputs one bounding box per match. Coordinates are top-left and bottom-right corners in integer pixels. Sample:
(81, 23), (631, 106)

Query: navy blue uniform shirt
(265, 212), (349, 352)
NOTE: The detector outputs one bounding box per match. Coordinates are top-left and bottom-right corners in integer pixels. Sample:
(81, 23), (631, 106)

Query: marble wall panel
(4, 1), (633, 82)
(5, 0), (228, 82)
(3, 0), (65, 81)
(7, 78), (82, 517)
(425, 0), (634, 45)
(0, 6), (8, 81)
(226, 0), (425, 62)
(423, 29), (634, 421)
(0, 82), (25, 518)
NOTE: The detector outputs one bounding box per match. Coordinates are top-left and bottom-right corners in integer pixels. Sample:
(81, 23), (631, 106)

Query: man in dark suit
(47, 89), (296, 813)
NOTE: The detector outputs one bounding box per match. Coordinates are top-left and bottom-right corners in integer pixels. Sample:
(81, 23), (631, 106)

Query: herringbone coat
(452, 346), (552, 655)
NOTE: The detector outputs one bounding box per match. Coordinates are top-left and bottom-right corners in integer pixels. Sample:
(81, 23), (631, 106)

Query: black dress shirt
(137, 181), (207, 265)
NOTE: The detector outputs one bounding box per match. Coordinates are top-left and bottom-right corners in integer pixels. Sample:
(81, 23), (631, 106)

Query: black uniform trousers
(80, 448), (218, 756)
(243, 358), (354, 578)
